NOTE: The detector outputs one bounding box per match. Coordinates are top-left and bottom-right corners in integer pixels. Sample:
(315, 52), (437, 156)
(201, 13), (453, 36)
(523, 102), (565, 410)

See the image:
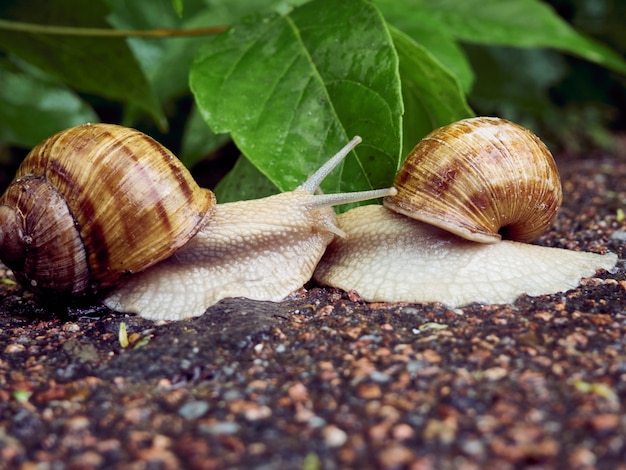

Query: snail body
(314, 117), (617, 307)
(104, 189), (340, 319)
(314, 205), (617, 307)
(0, 124), (395, 320)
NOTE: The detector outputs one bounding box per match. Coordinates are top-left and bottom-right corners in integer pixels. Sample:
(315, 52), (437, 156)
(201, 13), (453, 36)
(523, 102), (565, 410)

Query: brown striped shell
(0, 123), (215, 300)
(384, 117), (562, 243)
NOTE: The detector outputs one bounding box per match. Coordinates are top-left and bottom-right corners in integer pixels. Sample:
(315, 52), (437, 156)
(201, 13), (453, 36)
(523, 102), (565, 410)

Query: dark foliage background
(0, 0), (624, 199)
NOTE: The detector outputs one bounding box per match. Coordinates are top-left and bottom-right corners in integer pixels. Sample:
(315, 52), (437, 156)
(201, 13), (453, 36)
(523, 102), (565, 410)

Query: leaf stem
(0, 19), (227, 38)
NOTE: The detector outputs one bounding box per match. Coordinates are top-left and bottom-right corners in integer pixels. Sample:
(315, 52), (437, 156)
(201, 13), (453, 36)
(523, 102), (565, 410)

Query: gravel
(0, 151), (625, 469)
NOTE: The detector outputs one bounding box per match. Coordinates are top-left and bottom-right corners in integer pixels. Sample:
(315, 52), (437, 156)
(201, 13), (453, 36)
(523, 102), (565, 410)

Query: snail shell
(384, 117), (562, 243)
(0, 123), (215, 299)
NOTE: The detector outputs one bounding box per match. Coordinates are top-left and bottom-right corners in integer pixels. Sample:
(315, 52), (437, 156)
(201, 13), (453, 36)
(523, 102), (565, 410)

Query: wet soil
(0, 151), (625, 469)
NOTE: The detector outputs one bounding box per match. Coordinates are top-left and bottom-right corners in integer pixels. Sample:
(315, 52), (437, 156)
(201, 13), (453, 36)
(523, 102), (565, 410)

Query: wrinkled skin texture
(105, 192), (338, 320)
(314, 205), (618, 307)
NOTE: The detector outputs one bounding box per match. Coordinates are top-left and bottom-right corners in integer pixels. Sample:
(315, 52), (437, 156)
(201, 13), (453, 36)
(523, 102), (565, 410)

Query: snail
(0, 123), (214, 300)
(0, 123), (396, 320)
(314, 117), (618, 307)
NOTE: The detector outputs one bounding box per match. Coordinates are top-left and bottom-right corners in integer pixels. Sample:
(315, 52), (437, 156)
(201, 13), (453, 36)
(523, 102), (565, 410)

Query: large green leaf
(376, 2), (474, 93)
(215, 155), (280, 203)
(391, 27), (474, 158)
(107, 0), (197, 105)
(179, 104), (231, 168)
(190, 0), (403, 194)
(0, 58), (98, 147)
(0, 0), (165, 126)
(108, 0), (299, 122)
(171, 0), (184, 18)
(377, 0), (626, 75)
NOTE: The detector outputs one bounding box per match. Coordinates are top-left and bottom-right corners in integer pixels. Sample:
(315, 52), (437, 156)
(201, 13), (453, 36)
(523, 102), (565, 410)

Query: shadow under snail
(0, 123), (395, 320)
(314, 117), (618, 307)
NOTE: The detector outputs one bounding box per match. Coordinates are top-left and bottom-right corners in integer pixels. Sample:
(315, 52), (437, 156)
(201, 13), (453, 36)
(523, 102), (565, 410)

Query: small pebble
(199, 421), (240, 435)
(323, 425), (347, 447)
(178, 401), (209, 420)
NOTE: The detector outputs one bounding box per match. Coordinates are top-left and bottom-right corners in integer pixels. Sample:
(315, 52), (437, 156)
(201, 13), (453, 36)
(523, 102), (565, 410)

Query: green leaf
(190, 0), (403, 195)
(376, 1), (474, 93)
(179, 104), (231, 168)
(0, 58), (98, 147)
(12, 390), (32, 403)
(108, 0), (301, 118)
(108, 0), (205, 105)
(118, 321), (129, 348)
(171, 0), (184, 18)
(391, 27), (474, 157)
(214, 155), (280, 203)
(199, 0), (308, 18)
(378, 0), (626, 75)
(0, 0), (165, 127)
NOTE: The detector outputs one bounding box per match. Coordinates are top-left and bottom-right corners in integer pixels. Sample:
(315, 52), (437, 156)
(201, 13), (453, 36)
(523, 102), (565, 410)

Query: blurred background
(468, 0), (626, 156)
(0, 0), (625, 195)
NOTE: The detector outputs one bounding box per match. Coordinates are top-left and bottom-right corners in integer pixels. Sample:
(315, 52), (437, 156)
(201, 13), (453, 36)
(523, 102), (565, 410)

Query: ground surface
(0, 151), (625, 469)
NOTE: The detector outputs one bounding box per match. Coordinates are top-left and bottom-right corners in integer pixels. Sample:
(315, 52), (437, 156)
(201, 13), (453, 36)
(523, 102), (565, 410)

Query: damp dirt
(0, 151), (625, 469)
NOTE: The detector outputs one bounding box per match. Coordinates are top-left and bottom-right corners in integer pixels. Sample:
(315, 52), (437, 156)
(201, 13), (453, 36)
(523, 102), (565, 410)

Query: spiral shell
(384, 117), (562, 243)
(0, 123), (215, 299)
